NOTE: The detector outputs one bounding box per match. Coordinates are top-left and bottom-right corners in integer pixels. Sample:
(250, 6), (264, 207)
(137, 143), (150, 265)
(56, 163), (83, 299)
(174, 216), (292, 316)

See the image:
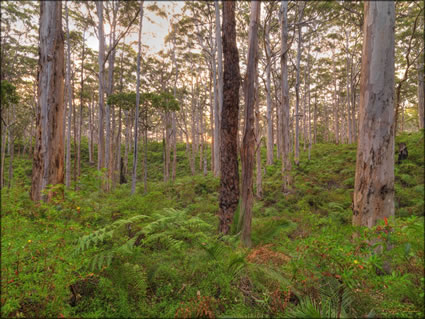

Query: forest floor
(1, 131), (424, 318)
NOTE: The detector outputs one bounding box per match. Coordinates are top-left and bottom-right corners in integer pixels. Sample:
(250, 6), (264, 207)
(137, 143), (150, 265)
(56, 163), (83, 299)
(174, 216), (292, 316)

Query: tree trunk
(240, 0), (260, 248)
(65, 3), (72, 188)
(265, 20), (274, 165)
(280, 0), (292, 191)
(294, 2), (304, 166)
(213, 0), (223, 177)
(255, 77), (263, 199)
(418, 58), (424, 130)
(31, 1), (65, 202)
(353, 1), (395, 228)
(345, 30), (353, 144)
(96, 1), (105, 172)
(219, 1), (241, 235)
(131, 1), (144, 194)
(77, 29), (85, 184)
(88, 96), (94, 164)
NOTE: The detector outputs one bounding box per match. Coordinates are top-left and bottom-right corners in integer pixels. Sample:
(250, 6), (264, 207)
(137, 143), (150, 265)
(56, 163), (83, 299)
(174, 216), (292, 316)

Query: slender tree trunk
(345, 30), (353, 144)
(7, 128), (14, 189)
(219, 1), (241, 235)
(307, 48), (312, 161)
(77, 30), (85, 185)
(418, 58), (424, 130)
(213, 0), (223, 177)
(353, 1), (395, 227)
(294, 2), (304, 166)
(131, 0), (144, 194)
(31, 1), (65, 202)
(96, 1), (105, 172)
(65, 3), (72, 188)
(265, 21), (274, 165)
(88, 96), (94, 164)
(209, 68), (215, 173)
(72, 76), (77, 189)
(240, 0), (260, 248)
(280, 0), (292, 191)
(171, 30), (178, 181)
(255, 77), (263, 199)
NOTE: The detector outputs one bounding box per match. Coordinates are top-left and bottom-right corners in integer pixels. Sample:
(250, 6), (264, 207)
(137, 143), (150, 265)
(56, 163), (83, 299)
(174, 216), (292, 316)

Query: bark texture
(353, 1), (395, 227)
(240, 0), (261, 248)
(31, 1), (65, 202)
(218, 1), (240, 235)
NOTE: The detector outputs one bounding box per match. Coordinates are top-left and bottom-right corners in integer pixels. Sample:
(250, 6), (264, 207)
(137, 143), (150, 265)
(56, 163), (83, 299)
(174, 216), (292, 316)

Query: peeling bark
(353, 1), (395, 227)
(31, 1), (65, 202)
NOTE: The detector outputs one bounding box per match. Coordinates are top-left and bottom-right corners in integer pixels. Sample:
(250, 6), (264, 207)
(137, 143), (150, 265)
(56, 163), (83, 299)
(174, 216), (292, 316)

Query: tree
(131, 0), (144, 195)
(214, 0), (223, 177)
(417, 56), (424, 129)
(65, 2), (73, 188)
(280, 0), (292, 191)
(31, 1), (65, 202)
(240, 0), (261, 247)
(353, 1), (395, 227)
(218, 1), (241, 235)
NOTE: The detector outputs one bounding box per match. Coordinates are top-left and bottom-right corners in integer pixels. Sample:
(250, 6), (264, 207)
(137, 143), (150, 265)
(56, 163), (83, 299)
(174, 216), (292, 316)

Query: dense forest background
(1, 1), (424, 318)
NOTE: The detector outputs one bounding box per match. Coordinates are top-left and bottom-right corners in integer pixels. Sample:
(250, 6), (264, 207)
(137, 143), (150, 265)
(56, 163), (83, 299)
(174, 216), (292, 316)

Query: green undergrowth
(1, 131), (424, 318)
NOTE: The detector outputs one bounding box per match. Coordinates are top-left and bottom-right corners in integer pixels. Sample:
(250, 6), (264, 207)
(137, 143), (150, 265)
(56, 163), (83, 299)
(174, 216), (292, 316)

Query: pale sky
(85, 1), (184, 56)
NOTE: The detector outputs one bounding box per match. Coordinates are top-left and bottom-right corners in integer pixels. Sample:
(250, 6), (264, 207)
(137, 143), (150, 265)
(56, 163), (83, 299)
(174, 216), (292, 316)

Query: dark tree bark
(218, 1), (241, 235)
(31, 1), (65, 202)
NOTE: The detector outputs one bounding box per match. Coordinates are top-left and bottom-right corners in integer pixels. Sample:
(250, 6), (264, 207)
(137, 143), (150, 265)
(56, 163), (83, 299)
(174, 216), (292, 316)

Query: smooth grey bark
(65, 3), (72, 188)
(280, 0), (292, 190)
(131, 0), (144, 194)
(353, 1), (395, 227)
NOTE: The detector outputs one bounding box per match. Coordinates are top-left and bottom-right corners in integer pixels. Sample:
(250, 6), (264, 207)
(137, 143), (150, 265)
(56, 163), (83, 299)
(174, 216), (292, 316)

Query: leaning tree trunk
(240, 0), (261, 248)
(280, 0), (292, 191)
(31, 1), (65, 202)
(218, 1), (241, 235)
(353, 1), (395, 228)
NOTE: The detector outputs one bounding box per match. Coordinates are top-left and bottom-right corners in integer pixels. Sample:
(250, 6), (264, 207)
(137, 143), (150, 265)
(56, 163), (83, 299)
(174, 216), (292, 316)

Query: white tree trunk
(131, 1), (144, 194)
(213, 0), (223, 177)
(65, 3), (72, 188)
(280, 0), (292, 190)
(353, 1), (395, 227)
